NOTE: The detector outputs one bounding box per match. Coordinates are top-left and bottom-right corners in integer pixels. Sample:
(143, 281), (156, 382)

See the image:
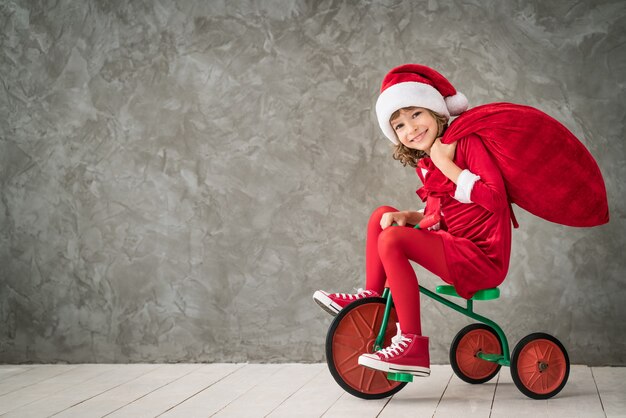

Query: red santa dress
(416, 135), (512, 299)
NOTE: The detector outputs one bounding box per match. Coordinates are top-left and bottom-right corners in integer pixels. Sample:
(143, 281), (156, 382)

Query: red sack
(441, 103), (609, 227)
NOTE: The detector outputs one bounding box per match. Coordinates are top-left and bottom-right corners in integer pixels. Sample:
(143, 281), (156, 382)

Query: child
(313, 64), (513, 377)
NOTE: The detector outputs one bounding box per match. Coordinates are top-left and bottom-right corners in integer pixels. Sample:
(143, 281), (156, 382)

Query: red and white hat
(375, 64), (469, 144)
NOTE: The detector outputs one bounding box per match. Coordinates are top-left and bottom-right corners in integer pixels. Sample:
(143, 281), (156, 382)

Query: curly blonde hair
(390, 107), (448, 168)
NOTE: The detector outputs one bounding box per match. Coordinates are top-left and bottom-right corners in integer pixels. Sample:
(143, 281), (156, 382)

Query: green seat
(435, 285), (500, 301)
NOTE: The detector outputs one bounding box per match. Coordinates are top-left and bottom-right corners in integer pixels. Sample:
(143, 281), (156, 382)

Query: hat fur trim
(376, 82), (449, 144)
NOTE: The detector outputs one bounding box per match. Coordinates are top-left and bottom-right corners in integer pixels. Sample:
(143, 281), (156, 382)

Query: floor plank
(490, 365), (605, 418)
(491, 365), (550, 417)
(2, 364), (159, 418)
(0, 365), (34, 381)
(159, 363), (285, 417)
(592, 367), (626, 418)
(107, 363), (242, 418)
(378, 365), (453, 417)
(0, 365), (79, 397)
(212, 363), (323, 417)
(52, 364), (199, 417)
(321, 391), (389, 418)
(0, 364), (114, 415)
(545, 365), (606, 417)
(267, 364), (344, 418)
(433, 371), (498, 417)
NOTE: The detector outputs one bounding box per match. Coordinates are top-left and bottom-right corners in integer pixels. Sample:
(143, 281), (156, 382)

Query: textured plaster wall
(1, 0), (625, 365)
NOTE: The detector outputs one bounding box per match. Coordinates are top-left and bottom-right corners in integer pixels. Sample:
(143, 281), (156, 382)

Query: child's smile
(391, 107), (438, 154)
(409, 129), (428, 143)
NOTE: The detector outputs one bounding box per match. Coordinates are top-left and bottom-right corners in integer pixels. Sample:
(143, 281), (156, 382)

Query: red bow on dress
(414, 158), (455, 229)
(415, 156), (519, 229)
(416, 157), (455, 201)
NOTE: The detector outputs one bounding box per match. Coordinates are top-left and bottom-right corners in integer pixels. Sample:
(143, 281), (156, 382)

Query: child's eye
(394, 123), (404, 131)
(412, 111), (421, 118)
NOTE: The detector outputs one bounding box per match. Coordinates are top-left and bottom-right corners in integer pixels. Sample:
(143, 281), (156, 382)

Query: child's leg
(365, 206), (399, 294)
(377, 227), (450, 335)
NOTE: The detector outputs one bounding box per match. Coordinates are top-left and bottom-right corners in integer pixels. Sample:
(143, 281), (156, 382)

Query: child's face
(390, 107), (438, 154)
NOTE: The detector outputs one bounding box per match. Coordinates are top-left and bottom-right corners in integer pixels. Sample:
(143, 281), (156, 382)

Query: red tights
(365, 206), (451, 335)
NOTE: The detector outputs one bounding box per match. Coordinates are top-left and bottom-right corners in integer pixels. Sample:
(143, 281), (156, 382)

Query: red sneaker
(312, 288), (380, 316)
(358, 324), (430, 376)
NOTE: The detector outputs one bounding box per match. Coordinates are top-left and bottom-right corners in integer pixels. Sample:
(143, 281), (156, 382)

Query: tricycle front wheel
(325, 297), (407, 399)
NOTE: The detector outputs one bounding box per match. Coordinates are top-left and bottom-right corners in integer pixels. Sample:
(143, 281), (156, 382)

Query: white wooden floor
(0, 364), (624, 418)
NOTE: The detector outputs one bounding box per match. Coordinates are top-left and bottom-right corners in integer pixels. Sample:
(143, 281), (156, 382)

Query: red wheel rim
(515, 339), (567, 395)
(331, 303), (401, 395)
(455, 328), (501, 380)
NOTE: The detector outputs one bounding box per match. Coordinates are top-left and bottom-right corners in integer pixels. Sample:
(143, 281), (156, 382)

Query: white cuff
(454, 169), (480, 203)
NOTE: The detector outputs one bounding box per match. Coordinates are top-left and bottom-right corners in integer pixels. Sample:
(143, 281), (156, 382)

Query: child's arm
(432, 136), (508, 213)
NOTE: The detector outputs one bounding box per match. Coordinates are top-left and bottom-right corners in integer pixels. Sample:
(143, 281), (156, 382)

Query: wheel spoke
(477, 334), (486, 351)
(471, 357), (481, 376)
(467, 335), (480, 352)
(549, 358), (566, 369)
(343, 361), (363, 375)
(357, 305), (381, 335)
(373, 370), (396, 390)
(353, 309), (376, 339)
(457, 345), (478, 357)
(475, 359), (495, 375)
(544, 344), (554, 362)
(372, 305), (382, 329)
(364, 367), (376, 391)
(524, 370), (543, 389)
(333, 332), (368, 352)
(335, 350), (360, 369)
(349, 364), (394, 393)
(357, 366), (366, 388)
(346, 314), (364, 339)
(519, 362), (539, 372)
(546, 366), (562, 384)
(546, 356), (566, 381)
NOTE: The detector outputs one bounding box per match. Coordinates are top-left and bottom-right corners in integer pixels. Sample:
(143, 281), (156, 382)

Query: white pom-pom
(445, 92), (469, 116)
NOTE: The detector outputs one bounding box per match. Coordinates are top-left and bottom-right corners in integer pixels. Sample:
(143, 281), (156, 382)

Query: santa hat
(375, 64), (469, 144)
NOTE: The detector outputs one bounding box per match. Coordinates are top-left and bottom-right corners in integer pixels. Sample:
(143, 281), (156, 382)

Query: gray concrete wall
(1, 0), (625, 365)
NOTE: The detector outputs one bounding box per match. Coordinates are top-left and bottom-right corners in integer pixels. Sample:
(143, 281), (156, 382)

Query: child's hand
(430, 138), (457, 167)
(380, 211), (409, 229)
(430, 138), (462, 183)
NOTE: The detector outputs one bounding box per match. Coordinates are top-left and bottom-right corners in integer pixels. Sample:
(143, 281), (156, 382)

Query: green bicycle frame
(373, 285), (511, 381)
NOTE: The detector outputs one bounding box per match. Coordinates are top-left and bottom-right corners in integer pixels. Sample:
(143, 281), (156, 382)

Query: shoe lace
(378, 323), (412, 359)
(334, 288), (373, 300)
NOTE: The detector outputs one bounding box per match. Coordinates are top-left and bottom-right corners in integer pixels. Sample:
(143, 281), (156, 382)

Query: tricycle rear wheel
(450, 323), (503, 384)
(510, 333), (569, 399)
